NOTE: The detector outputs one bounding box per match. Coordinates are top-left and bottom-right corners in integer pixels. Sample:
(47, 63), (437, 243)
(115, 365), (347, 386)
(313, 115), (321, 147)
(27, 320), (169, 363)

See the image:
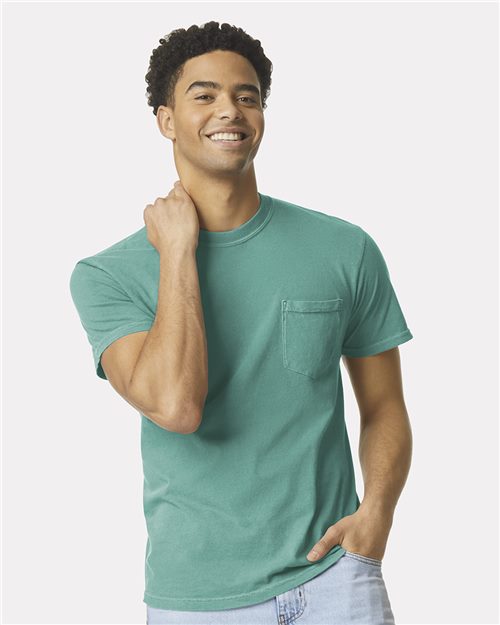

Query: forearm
(358, 407), (413, 519)
(129, 246), (208, 432)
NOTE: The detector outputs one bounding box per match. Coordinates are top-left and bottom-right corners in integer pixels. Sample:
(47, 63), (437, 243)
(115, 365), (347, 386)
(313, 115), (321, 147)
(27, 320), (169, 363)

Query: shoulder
(71, 225), (152, 273)
(268, 194), (368, 255)
(69, 226), (153, 301)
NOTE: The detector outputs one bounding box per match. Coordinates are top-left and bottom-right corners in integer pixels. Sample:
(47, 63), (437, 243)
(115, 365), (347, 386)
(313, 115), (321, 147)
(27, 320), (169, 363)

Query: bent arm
(128, 246), (208, 433)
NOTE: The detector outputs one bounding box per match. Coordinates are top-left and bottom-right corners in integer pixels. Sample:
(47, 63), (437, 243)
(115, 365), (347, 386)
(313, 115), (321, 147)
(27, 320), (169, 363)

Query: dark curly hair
(145, 21), (273, 116)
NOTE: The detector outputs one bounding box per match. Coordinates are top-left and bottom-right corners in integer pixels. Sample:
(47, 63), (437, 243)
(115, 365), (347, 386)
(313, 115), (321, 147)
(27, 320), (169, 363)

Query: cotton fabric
(69, 193), (413, 611)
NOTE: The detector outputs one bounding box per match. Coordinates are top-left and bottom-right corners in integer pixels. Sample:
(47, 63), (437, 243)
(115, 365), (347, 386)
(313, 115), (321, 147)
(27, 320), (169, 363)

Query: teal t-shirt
(69, 193), (413, 611)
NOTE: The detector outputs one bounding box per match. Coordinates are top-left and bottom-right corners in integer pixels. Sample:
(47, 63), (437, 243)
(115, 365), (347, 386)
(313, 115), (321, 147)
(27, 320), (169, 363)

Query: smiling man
(69, 21), (414, 625)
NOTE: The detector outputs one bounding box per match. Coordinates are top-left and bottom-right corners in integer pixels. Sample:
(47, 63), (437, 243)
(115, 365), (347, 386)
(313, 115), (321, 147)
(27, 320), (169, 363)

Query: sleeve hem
(341, 328), (413, 358)
(93, 321), (154, 379)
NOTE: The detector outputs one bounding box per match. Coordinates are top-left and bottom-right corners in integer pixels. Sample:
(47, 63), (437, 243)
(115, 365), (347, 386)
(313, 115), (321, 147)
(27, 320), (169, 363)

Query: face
(157, 50), (265, 176)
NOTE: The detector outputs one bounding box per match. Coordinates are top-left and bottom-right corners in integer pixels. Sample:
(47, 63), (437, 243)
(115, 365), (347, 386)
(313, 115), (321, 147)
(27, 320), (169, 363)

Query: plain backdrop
(2, 1), (498, 624)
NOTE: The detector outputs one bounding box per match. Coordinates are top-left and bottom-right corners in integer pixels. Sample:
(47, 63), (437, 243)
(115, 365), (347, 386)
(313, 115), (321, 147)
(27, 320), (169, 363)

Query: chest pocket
(281, 298), (343, 379)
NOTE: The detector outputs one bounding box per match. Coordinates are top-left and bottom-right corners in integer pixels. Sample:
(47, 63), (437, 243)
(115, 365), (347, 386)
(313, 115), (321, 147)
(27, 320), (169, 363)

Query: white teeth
(209, 132), (245, 141)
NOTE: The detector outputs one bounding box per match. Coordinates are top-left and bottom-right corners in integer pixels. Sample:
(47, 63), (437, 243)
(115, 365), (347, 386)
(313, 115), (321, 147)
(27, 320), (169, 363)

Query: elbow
(178, 417), (202, 434)
(157, 399), (204, 434)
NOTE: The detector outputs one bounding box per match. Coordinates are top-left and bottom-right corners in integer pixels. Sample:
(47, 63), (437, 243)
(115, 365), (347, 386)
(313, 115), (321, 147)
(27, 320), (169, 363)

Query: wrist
(358, 497), (395, 522)
(159, 243), (197, 258)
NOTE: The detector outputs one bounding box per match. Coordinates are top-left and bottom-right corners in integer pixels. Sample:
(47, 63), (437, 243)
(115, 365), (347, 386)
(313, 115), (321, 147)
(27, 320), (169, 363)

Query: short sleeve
(341, 230), (413, 357)
(69, 260), (154, 379)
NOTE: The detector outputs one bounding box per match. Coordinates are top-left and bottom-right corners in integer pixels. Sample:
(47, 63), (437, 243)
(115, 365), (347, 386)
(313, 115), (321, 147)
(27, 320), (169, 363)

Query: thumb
(307, 524), (342, 562)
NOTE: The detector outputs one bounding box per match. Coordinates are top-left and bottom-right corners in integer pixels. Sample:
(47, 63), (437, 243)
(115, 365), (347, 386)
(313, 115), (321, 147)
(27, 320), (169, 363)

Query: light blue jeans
(146, 549), (396, 624)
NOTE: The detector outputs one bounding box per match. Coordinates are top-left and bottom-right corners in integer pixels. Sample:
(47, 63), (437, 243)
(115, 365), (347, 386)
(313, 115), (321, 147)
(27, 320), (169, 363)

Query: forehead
(177, 50), (258, 87)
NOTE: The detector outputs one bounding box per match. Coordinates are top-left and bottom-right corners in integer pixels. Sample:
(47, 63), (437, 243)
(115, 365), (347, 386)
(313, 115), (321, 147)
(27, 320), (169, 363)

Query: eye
(194, 95), (257, 103)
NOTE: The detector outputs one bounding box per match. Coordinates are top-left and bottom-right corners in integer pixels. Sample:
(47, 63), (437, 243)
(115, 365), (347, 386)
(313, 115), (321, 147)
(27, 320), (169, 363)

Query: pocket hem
(283, 298), (343, 313)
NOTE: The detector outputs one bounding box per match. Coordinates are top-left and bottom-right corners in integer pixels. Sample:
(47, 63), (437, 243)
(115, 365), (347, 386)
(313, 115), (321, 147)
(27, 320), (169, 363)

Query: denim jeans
(146, 549), (396, 624)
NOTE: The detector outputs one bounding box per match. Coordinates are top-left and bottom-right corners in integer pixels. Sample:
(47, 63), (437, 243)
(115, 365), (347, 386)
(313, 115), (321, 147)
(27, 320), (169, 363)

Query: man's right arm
(101, 247), (208, 434)
(101, 181), (208, 435)
(128, 246), (208, 433)
(101, 246), (208, 435)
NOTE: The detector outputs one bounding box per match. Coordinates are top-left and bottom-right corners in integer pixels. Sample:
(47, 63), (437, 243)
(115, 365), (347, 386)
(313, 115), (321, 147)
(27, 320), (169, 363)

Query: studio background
(2, 1), (498, 624)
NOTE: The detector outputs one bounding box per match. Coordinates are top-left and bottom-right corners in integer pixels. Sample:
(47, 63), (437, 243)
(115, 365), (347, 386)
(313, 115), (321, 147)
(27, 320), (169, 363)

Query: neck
(175, 168), (260, 233)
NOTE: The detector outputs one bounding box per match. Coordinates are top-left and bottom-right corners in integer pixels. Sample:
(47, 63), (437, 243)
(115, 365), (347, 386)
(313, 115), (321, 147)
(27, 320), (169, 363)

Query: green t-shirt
(69, 193), (413, 611)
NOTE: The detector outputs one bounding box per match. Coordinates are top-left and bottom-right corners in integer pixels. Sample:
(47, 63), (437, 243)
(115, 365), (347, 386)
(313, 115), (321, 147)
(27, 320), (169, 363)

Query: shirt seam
(143, 549), (344, 602)
(197, 197), (275, 247)
(78, 259), (139, 302)
(94, 321), (154, 360)
(341, 328), (412, 356)
(351, 227), (368, 317)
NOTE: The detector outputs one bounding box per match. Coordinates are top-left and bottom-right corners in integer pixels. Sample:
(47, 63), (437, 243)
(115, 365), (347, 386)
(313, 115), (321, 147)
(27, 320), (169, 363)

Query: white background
(2, 1), (498, 624)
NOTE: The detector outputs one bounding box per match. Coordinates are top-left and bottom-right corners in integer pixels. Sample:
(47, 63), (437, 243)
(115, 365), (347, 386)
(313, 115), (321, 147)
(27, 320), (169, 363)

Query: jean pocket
(282, 298), (343, 379)
(343, 549), (383, 566)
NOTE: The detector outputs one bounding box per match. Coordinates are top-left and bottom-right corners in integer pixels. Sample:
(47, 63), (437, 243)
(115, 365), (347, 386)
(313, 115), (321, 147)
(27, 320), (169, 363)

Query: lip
(206, 128), (250, 137)
(205, 134), (250, 148)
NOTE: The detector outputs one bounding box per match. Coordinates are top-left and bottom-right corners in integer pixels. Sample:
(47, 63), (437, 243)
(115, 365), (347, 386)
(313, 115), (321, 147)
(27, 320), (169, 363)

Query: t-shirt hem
(143, 546), (346, 611)
(341, 328), (414, 358)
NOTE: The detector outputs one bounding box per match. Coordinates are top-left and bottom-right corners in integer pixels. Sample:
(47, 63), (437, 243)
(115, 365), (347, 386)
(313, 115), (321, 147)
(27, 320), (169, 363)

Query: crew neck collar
(197, 192), (273, 247)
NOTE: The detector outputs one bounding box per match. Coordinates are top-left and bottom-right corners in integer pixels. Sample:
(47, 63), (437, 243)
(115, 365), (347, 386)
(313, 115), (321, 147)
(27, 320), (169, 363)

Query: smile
(205, 132), (250, 148)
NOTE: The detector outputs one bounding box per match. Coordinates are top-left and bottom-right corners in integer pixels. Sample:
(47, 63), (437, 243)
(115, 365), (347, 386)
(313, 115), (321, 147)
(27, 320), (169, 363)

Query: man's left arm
(348, 346), (413, 516)
(306, 346), (412, 562)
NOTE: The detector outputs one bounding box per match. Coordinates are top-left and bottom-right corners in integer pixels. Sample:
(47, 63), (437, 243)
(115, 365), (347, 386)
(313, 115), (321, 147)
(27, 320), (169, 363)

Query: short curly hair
(145, 21), (273, 116)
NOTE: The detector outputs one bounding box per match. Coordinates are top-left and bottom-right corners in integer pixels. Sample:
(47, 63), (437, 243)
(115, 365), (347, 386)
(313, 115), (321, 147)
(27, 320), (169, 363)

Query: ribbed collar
(197, 192), (273, 247)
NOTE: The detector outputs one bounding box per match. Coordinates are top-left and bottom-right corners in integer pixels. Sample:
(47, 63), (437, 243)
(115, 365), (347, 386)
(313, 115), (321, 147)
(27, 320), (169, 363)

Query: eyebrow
(185, 80), (261, 98)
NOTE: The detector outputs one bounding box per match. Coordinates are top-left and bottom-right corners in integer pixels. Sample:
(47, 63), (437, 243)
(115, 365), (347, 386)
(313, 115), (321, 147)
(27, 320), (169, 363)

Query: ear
(156, 105), (175, 141)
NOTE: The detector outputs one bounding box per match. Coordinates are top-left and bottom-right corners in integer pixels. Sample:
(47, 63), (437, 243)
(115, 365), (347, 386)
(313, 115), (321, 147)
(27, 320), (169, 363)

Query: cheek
(177, 111), (207, 140)
(252, 118), (265, 139)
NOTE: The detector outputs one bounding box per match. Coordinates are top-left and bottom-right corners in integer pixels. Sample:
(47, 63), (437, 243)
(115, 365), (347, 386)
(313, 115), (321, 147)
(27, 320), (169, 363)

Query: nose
(214, 95), (244, 120)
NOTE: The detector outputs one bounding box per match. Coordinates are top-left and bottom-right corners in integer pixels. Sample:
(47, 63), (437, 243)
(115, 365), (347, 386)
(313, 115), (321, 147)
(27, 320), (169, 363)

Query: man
(70, 21), (413, 625)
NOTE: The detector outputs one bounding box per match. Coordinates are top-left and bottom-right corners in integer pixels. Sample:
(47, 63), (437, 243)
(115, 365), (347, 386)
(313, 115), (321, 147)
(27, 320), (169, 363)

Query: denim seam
(289, 584), (306, 624)
(344, 551), (382, 567)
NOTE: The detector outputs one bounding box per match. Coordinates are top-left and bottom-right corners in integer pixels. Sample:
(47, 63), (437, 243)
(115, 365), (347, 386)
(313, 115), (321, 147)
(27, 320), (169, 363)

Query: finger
(307, 528), (339, 561)
(306, 543), (326, 562)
